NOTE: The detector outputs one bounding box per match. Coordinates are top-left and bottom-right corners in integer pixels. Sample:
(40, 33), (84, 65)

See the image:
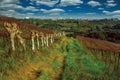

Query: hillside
(0, 16), (53, 39)
(0, 16), (120, 80)
(76, 36), (120, 53)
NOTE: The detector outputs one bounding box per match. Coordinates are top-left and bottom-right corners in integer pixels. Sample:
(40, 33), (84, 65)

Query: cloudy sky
(0, 0), (120, 19)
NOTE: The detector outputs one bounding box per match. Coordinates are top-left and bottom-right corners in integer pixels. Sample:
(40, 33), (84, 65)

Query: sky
(0, 0), (120, 19)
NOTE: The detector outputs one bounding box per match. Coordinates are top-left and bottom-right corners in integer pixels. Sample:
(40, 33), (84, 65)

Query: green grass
(61, 38), (118, 80)
(0, 36), (119, 80)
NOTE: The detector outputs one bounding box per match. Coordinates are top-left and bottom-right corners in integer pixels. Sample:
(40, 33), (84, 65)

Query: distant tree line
(20, 18), (120, 43)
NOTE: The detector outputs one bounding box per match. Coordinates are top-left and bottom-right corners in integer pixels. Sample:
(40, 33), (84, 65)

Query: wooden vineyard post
(45, 34), (49, 47)
(36, 31), (40, 49)
(4, 22), (26, 51)
(50, 34), (53, 44)
(16, 30), (26, 50)
(31, 30), (36, 50)
(4, 22), (17, 51)
(40, 32), (44, 47)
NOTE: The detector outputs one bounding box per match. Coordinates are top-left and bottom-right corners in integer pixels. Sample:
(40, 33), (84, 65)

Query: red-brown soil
(76, 35), (120, 53)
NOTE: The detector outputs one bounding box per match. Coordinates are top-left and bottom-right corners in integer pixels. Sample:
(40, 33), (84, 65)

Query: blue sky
(0, 0), (120, 19)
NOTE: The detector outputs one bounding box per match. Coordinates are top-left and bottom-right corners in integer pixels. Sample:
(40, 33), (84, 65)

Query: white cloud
(0, 0), (21, 9)
(40, 8), (65, 16)
(0, 0), (24, 18)
(103, 10), (120, 15)
(16, 6), (39, 12)
(85, 13), (96, 15)
(112, 15), (120, 19)
(87, 1), (101, 7)
(0, 0), (19, 16)
(26, 12), (34, 15)
(106, 0), (117, 7)
(103, 10), (110, 14)
(49, 13), (60, 16)
(0, 4), (17, 8)
(59, 0), (83, 7)
(40, 8), (65, 13)
(106, 3), (116, 7)
(107, 0), (114, 3)
(98, 8), (104, 10)
(0, 0), (21, 10)
(0, 10), (25, 18)
(15, 5), (39, 12)
(30, 0), (59, 7)
(0, 2), (39, 12)
(0, 0), (19, 4)
(0, 0), (39, 13)
(0, 0), (38, 18)
(24, 6), (39, 11)
(0, 9), (37, 18)
(40, 9), (47, 13)
(111, 10), (120, 15)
